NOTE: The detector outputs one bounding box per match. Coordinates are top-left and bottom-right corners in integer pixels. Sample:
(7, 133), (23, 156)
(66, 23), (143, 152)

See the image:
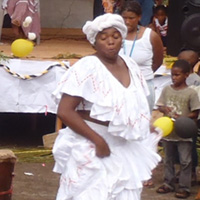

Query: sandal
(175, 189), (190, 199)
(143, 179), (154, 188)
(156, 185), (174, 194)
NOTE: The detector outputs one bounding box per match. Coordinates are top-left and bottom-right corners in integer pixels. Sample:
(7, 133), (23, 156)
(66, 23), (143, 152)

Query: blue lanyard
(123, 26), (139, 57)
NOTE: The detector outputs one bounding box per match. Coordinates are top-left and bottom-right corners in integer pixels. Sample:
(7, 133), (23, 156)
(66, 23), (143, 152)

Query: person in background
(118, 0), (163, 188)
(136, 0), (154, 26)
(149, 5), (168, 49)
(119, 0), (163, 113)
(115, 0), (154, 26)
(178, 50), (200, 87)
(154, 0), (164, 6)
(52, 13), (161, 200)
(177, 50), (200, 186)
(93, 0), (105, 18)
(156, 60), (200, 199)
(1, 0), (40, 41)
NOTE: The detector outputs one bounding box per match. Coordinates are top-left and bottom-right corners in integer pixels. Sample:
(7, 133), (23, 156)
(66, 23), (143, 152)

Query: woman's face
(121, 11), (141, 32)
(94, 27), (122, 59)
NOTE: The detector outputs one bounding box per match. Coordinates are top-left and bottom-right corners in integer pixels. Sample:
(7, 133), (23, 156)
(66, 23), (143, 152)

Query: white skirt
(52, 121), (161, 200)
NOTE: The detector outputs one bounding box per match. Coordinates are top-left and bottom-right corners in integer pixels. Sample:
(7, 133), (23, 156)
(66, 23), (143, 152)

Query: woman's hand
(58, 94), (111, 158)
(95, 137), (111, 158)
(150, 123), (156, 133)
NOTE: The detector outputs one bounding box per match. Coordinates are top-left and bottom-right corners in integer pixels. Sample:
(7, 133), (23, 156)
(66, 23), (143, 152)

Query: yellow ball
(11, 39), (34, 58)
(153, 116), (174, 137)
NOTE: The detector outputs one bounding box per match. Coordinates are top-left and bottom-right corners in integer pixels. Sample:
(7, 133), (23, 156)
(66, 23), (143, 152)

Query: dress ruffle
(53, 55), (150, 141)
(53, 121), (161, 200)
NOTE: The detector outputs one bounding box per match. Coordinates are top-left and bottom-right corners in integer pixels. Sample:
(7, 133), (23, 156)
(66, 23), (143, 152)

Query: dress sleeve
(52, 56), (113, 107)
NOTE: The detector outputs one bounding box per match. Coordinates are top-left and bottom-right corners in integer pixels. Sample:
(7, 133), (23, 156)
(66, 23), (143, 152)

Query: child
(177, 50), (200, 186)
(156, 60), (200, 199)
(178, 50), (200, 87)
(149, 5), (168, 48)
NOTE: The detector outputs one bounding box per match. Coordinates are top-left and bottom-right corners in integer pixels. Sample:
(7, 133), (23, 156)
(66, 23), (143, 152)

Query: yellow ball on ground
(11, 39), (34, 58)
(153, 116), (174, 137)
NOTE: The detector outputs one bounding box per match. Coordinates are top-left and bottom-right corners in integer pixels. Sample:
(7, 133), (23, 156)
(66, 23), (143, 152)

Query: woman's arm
(57, 93), (111, 158)
(150, 30), (164, 72)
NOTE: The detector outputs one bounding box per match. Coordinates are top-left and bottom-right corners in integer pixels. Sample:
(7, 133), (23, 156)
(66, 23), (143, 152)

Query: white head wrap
(82, 13), (127, 45)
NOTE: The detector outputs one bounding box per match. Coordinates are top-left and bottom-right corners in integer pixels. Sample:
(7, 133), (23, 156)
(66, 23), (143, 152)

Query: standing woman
(52, 13), (161, 200)
(119, 1), (163, 113)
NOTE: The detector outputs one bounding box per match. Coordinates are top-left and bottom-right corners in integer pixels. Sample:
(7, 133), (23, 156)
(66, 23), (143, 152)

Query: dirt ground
(11, 161), (200, 200)
(1, 28), (200, 200)
(0, 28), (95, 64)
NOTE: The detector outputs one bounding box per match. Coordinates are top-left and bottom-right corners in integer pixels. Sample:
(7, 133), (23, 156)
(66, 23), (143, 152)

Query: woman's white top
(119, 28), (153, 80)
(53, 55), (150, 140)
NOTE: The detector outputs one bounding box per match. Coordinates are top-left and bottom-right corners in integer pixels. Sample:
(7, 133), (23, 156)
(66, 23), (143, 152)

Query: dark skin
(177, 50), (199, 73)
(94, 28), (130, 87)
(150, 9), (167, 37)
(158, 67), (199, 119)
(57, 28), (130, 158)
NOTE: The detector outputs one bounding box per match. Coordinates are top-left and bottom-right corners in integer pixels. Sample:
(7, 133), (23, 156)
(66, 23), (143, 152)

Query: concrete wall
(40, 0), (94, 28)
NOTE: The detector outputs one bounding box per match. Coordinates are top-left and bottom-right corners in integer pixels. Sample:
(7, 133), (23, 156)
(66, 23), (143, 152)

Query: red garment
(102, 0), (114, 13)
(7, 0), (41, 37)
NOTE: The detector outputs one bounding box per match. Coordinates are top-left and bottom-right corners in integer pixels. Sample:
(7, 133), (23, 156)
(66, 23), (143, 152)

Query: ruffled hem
(53, 121), (161, 199)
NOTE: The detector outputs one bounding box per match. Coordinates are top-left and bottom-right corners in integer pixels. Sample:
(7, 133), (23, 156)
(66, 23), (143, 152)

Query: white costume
(52, 55), (161, 200)
(119, 27), (156, 112)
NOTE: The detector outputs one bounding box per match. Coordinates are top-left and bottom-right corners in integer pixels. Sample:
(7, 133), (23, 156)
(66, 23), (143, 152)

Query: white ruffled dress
(52, 55), (161, 200)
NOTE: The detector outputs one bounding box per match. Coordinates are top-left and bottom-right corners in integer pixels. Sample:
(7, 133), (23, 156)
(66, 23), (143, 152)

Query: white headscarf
(82, 13), (127, 45)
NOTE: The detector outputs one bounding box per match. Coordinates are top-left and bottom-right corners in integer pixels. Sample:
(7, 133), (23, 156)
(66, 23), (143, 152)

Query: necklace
(123, 25), (140, 57)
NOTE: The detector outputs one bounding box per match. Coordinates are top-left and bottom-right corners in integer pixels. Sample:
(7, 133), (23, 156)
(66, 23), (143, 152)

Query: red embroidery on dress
(57, 78), (68, 86)
(77, 154), (92, 176)
(114, 102), (124, 114)
(127, 113), (150, 127)
(140, 113), (150, 121)
(66, 146), (94, 187)
(73, 70), (111, 97)
(68, 178), (77, 187)
(74, 71), (93, 86)
(139, 71), (145, 88)
(60, 176), (67, 185)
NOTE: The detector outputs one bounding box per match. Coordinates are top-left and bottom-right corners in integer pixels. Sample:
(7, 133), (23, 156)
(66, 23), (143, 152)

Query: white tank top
(119, 28), (153, 80)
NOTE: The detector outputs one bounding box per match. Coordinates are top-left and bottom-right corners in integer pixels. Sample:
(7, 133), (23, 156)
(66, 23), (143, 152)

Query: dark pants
(163, 140), (192, 192)
(136, 0), (154, 26)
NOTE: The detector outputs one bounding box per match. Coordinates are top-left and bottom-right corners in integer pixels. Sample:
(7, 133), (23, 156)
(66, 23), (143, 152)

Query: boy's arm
(188, 110), (199, 120)
(158, 105), (172, 116)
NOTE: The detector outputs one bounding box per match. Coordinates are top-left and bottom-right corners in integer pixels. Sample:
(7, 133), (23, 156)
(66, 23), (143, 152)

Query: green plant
(0, 51), (10, 62)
